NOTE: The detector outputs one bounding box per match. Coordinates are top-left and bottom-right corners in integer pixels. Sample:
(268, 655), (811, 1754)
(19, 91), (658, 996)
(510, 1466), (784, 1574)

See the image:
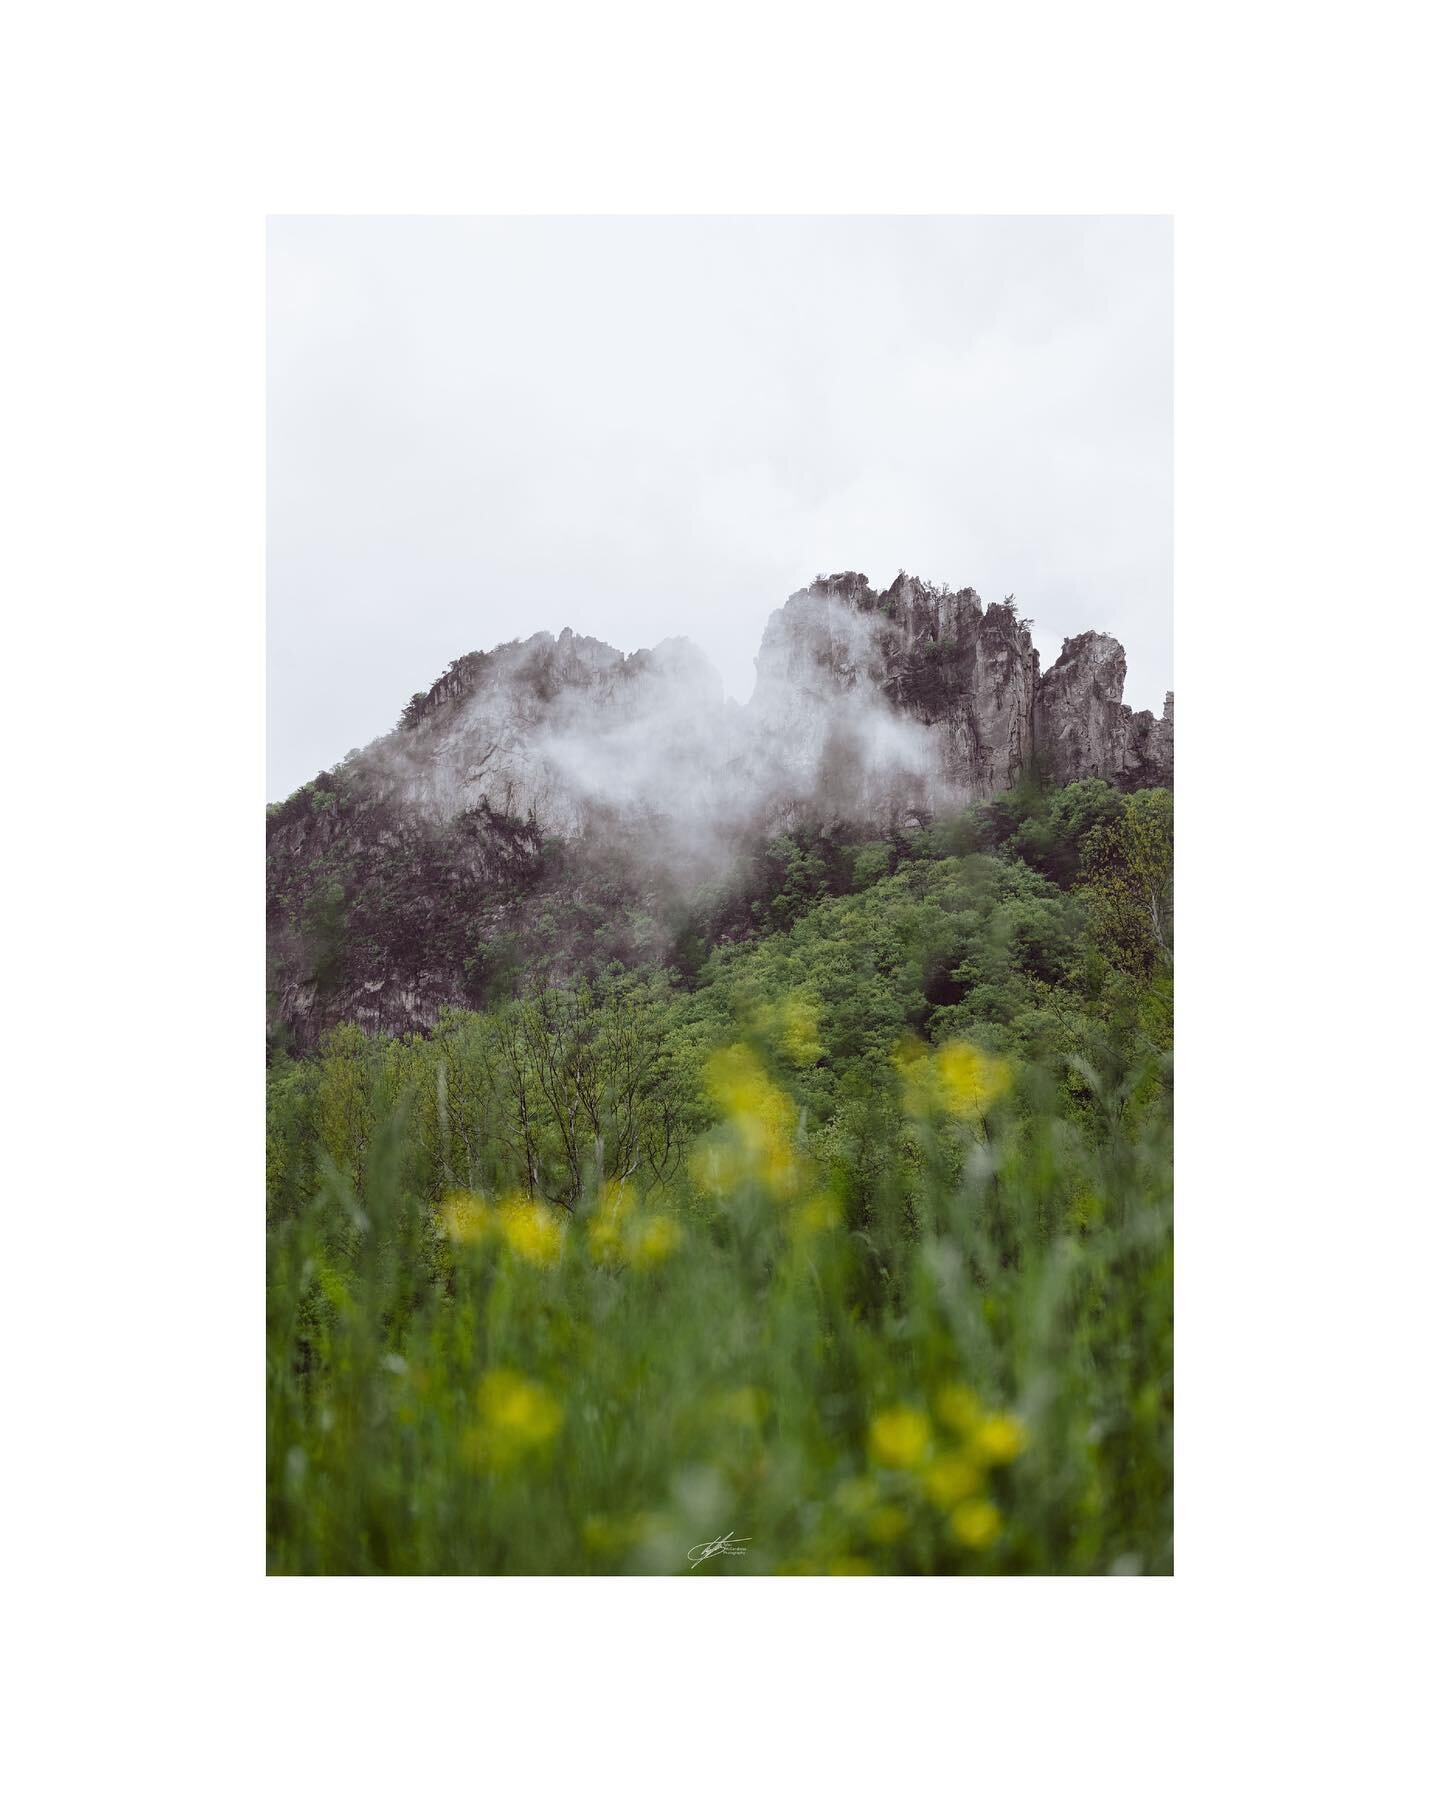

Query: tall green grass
(269, 799), (1173, 1574)
(267, 1032), (1171, 1575)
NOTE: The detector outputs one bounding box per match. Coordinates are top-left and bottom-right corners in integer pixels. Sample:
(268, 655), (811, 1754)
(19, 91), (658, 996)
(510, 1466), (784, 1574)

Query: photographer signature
(687, 1530), (751, 1569)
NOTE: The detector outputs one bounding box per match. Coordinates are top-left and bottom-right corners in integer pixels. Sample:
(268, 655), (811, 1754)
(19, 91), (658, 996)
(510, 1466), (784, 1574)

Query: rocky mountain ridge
(750, 572), (1172, 803)
(267, 572), (1171, 1044)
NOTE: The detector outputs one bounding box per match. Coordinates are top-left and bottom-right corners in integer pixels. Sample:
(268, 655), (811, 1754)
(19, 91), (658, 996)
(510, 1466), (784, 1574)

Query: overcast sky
(268, 216), (1171, 801)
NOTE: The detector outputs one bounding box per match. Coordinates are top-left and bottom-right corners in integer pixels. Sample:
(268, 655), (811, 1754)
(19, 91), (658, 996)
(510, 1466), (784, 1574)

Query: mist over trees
(268, 576), (1173, 1051)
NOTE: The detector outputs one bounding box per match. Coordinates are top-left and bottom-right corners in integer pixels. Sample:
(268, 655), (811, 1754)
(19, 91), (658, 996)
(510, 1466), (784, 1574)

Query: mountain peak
(269, 574), (1171, 1042)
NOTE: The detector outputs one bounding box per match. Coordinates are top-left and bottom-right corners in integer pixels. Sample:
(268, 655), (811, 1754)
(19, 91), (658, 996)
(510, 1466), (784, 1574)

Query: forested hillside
(267, 777), (1173, 1574)
(266, 574), (1172, 1047)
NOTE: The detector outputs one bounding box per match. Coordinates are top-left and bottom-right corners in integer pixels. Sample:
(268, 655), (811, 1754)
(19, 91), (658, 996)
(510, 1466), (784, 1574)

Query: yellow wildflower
(895, 1040), (935, 1116)
(756, 1139), (800, 1196)
(470, 1370), (563, 1468)
(587, 1215), (624, 1265)
(897, 1039), (1012, 1119)
(695, 1045), (803, 1199)
(689, 1131), (800, 1199)
(496, 1196), (565, 1267)
(633, 1215), (682, 1268)
(933, 1040), (1012, 1118)
(923, 1451), (983, 1507)
(970, 1413), (1028, 1466)
(950, 1498), (1003, 1549)
(869, 1407), (932, 1470)
(438, 1190), (490, 1244)
(706, 1044), (792, 1123)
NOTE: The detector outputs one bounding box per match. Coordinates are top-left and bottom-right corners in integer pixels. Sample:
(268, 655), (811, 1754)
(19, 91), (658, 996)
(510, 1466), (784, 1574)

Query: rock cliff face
(748, 573), (1037, 818)
(267, 571), (1171, 1044)
(377, 627), (727, 837)
(749, 572), (1170, 808)
(1035, 630), (1173, 789)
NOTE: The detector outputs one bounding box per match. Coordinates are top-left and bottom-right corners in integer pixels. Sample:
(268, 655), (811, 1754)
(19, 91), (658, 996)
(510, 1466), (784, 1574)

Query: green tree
(1081, 789), (1174, 977)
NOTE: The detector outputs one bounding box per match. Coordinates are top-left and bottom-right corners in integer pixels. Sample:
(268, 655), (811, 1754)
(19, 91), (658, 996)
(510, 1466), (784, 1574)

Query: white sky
(268, 216), (1172, 801)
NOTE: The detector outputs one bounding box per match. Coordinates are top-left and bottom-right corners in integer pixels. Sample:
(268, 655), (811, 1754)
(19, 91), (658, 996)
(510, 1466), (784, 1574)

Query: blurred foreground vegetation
(267, 780), (1172, 1574)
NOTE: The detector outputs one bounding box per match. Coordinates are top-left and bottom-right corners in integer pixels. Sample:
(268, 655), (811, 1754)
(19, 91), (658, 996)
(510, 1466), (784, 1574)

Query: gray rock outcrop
(1035, 629), (1173, 789)
(267, 570), (1171, 1043)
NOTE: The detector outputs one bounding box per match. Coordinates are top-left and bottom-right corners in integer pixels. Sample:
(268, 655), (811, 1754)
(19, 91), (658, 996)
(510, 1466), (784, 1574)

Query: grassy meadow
(266, 781), (1173, 1574)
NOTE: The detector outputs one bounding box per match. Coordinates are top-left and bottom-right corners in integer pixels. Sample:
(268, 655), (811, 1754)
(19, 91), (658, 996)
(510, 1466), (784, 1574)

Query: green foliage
(849, 841), (893, 889)
(1081, 789), (1175, 979)
(267, 781), (1173, 1573)
(1012, 777), (1124, 886)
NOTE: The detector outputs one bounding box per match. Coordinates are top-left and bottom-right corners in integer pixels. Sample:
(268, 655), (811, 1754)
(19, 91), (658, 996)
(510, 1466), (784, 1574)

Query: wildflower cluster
(438, 1189), (566, 1267)
(691, 1044), (805, 1200)
(464, 1370), (563, 1470)
(857, 1384), (1028, 1559)
(586, 1180), (684, 1269)
(896, 1037), (1013, 1121)
(269, 865), (1173, 1576)
(496, 1196), (565, 1266)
